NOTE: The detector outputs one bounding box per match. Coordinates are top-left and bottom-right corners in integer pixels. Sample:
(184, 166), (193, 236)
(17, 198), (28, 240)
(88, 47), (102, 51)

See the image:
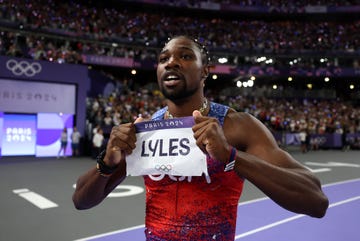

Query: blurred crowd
(0, 0), (359, 68)
(162, 0), (359, 8)
(86, 84), (360, 144)
(84, 83), (360, 155)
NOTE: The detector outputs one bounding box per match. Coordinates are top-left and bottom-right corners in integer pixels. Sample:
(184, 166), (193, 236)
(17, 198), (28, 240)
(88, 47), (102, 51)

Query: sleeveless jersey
(144, 102), (244, 240)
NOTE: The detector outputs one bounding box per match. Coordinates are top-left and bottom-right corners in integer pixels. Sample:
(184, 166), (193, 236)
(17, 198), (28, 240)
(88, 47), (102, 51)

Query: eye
(158, 55), (169, 63)
(181, 54), (193, 60)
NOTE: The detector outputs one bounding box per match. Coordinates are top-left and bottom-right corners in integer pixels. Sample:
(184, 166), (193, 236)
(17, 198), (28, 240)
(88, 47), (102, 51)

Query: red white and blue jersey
(144, 102), (244, 240)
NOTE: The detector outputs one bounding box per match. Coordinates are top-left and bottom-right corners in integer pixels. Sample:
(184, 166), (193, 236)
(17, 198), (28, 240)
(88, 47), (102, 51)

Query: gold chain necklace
(166, 98), (208, 119)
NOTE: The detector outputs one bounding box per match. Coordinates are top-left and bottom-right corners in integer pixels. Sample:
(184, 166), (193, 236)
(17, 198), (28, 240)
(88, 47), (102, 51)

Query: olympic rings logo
(155, 164), (172, 172)
(6, 59), (42, 77)
(310, 136), (327, 145)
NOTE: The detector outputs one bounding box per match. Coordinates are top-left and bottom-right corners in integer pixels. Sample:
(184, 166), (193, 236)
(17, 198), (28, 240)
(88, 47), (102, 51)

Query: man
(91, 127), (104, 159)
(71, 126), (81, 157)
(57, 127), (68, 158)
(73, 36), (328, 240)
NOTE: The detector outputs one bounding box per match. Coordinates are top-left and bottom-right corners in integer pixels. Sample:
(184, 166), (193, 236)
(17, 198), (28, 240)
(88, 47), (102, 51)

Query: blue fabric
(152, 101), (229, 125)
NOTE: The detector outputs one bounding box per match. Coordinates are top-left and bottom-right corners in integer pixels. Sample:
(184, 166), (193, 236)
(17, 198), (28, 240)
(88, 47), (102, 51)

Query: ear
(201, 65), (209, 80)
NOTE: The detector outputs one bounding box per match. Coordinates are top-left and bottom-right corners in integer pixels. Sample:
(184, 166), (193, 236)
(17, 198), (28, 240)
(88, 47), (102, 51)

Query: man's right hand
(103, 117), (145, 167)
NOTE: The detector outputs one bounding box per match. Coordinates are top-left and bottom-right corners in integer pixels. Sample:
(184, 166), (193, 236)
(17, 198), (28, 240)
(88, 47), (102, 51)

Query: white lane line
(307, 167), (332, 173)
(73, 224), (145, 241)
(13, 188), (30, 194)
(329, 196), (360, 208)
(237, 178), (360, 207)
(238, 197), (269, 206)
(306, 162), (360, 168)
(13, 188), (58, 209)
(235, 214), (305, 239)
(322, 177), (360, 187)
(235, 195), (360, 240)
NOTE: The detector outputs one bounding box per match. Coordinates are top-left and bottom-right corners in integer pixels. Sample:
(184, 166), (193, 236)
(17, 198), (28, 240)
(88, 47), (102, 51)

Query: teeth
(166, 75), (178, 79)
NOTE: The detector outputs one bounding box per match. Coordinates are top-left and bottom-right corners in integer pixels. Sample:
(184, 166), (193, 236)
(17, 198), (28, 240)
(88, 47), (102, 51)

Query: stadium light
(256, 56), (266, 63)
(218, 57), (228, 64)
(265, 59), (273, 64)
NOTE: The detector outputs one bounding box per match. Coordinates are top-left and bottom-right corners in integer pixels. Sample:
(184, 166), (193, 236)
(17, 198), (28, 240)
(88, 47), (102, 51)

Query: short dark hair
(163, 35), (211, 65)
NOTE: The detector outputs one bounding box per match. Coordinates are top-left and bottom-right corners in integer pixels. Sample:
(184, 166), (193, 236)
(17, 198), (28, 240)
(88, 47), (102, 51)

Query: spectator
(71, 126), (82, 157)
(92, 127), (104, 159)
(57, 127), (68, 158)
(299, 128), (309, 153)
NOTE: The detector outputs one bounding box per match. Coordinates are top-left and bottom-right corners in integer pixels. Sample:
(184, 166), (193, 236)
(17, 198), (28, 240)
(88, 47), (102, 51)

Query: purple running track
(76, 178), (360, 241)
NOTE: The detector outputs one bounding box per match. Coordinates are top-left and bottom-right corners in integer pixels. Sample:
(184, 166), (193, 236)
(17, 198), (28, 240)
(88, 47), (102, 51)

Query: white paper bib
(126, 117), (208, 176)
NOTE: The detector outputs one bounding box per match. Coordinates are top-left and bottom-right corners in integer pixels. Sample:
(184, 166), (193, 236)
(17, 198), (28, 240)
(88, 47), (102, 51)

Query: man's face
(156, 37), (206, 101)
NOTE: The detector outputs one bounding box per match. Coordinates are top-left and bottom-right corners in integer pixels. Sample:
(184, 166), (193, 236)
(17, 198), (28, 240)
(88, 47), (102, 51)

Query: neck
(166, 98), (208, 119)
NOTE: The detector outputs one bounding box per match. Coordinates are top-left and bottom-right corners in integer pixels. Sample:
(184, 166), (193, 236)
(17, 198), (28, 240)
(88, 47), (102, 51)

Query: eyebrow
(159, 46), (196, 55)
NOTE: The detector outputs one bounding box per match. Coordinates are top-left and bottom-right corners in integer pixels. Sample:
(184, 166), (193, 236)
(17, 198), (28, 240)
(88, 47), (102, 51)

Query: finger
(193, 123), (208, 142)
(134, 116), (145, 123)
(193, 110), (207, 124)
(110, 125), (137, 151)
(134, 114), (151, 124)
(111, 137), (135, 152)
(195, 137), (208, 154)
(193, 124), (210, 152)
(111, 124), (136, 141)
(193, 110), (202, 117)
(193, 115), (215, 140)
(108, 138), (127, 154)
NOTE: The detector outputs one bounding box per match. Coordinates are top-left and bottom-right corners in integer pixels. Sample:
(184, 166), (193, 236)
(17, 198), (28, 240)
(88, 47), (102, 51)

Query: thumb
(134, 116), (145, 124)
(135, 114), (152, 124)
(193, 110), (202, 117)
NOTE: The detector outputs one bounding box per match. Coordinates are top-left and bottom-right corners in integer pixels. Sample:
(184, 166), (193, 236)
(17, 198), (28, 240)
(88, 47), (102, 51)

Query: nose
(165, 56), (180, 69)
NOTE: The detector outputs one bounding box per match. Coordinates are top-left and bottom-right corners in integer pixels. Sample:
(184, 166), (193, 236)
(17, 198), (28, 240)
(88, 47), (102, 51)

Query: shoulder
(225, 109), (259, 127)
(224, 110), (276, 149)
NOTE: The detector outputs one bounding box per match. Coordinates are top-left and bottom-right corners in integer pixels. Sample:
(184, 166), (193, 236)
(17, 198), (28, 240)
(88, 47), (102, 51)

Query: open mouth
(163, 73), (182, 87)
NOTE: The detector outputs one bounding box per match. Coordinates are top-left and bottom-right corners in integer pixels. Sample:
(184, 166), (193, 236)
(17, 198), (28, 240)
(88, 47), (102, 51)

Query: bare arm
(229, 112), (328, 217)
(72, 122), (138, 210)
(193, 110), (329, 218)
(236, 144), (328, 217)
(72, 161), (126, 210)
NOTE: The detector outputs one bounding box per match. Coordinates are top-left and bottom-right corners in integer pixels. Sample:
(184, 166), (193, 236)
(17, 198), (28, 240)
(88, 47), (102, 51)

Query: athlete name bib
(126, 117), (208, 176)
